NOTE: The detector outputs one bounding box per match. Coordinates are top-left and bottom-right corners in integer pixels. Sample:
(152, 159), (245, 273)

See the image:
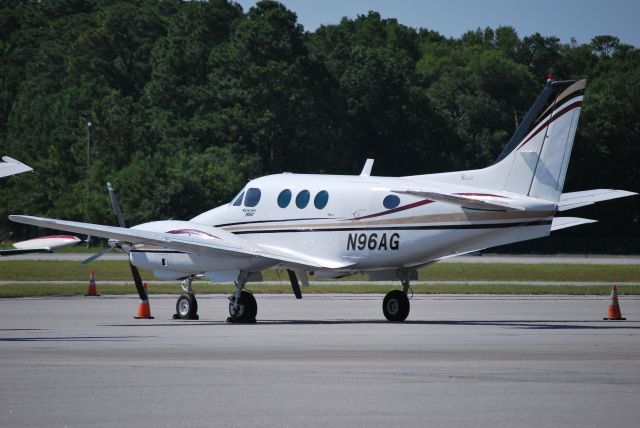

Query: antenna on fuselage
(360, 158), (374, 176)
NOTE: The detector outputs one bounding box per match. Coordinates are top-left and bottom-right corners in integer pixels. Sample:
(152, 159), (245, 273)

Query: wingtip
(9, 214), (32, 222)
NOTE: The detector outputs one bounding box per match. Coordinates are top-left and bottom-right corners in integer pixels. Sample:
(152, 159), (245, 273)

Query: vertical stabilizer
(526, 80), (585, 201)
(476, 80), (585, 201)
(411, 80), (586, 203)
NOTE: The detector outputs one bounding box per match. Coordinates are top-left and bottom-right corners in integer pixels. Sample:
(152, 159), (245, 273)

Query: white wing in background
(0, 156), (32, 178)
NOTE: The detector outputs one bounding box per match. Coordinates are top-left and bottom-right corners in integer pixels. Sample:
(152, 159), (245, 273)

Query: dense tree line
(1, 0), (638, 252)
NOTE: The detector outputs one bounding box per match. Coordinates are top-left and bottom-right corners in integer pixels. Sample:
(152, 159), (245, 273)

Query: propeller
(80, 181), (124, 264)
(107, 182), (125, 227)
(80, 245), (114, 265)
(81, 182), (148, 301)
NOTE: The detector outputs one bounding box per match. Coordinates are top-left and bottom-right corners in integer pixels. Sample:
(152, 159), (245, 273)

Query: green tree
(1, 2), (638, 252)
(206, 0), (339, 173)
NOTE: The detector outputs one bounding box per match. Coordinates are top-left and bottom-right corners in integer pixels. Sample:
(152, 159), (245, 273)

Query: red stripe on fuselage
(350, 198), (434, 221)
(166, 229), (220, 239)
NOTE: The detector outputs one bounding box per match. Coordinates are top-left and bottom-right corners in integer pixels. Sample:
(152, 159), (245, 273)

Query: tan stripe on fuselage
(221, 210), (555, 232)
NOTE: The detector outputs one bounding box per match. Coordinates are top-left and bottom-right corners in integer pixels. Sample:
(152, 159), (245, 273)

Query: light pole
(87, 119), (92, 177)
(85, 114), (93, 247)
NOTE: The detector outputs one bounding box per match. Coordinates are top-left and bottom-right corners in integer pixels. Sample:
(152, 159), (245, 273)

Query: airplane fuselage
(130, 173), (556, 280)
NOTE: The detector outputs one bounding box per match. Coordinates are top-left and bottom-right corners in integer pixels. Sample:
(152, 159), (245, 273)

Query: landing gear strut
(382, 271), (412, 322)
(227, 272), (257, 323)
(173, 277), (199, 320)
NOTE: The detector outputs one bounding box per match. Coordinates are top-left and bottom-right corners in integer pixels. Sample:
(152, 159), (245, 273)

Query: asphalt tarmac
(1, 294), (639, 428)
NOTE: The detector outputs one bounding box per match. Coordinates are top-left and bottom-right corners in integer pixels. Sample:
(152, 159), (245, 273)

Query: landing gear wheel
(228, 290), (257, 323)
(383, 290), (410, 322)
(174, 293), (199, 320)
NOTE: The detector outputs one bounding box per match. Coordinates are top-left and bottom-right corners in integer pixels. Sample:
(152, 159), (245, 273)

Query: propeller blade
(80, 246), (114, 264)
(130, 262), (148, 301)
(295, 270), (310, 287)
(107, 182), (126, 228)
(287, 269), (302, 299)
(107, 183), (144, 299)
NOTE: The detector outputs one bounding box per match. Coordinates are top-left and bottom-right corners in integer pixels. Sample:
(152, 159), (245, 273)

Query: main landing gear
(227, 272), (257, 323)
(382, 272), (412, 322)
(174, 277), (199, 320)
(172, 273), (258, 323)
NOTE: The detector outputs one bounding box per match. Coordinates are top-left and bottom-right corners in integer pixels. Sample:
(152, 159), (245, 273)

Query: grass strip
(1, 260), (640, 282)
(0, 260), (155, 281)
(1, 282), (639, 298)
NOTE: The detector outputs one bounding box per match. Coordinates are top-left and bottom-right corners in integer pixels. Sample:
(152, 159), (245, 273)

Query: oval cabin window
(383, 194), (400, 209)
(314, 190), (329, 209)
(296, 190), (310, 209)
(278, 189), (292, 208)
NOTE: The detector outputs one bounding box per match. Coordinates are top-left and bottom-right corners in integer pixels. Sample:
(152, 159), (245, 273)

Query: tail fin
(421, 80), (586, 203)
(493, 79), (586, 201)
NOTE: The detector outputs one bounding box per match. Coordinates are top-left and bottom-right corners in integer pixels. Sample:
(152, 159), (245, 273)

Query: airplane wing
(558, 189), (637, 211)
(9, 215), (353, 270)
(392, 190), (525, 211)
(0, 156), (32, 178)
(0, 235), (80, 257)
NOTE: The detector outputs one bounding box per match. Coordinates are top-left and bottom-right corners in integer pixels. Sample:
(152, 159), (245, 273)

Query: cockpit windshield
(231, 190), (244, 206)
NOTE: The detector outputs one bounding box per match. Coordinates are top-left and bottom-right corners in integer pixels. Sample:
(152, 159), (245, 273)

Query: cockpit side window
(244, 188), (262, 207)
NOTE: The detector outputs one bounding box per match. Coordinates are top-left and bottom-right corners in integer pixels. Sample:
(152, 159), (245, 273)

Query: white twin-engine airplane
(10, 79), (636, 322)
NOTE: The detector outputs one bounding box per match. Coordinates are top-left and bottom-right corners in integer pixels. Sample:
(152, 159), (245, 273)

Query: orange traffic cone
(603, 284), (626, 320)
(134, 282), (154, 319)
(85, 271), (99, 296)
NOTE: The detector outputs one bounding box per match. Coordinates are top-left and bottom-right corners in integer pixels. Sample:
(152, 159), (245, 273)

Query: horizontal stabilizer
(393, 190), (524, 211)
(551, 217), (597, 231)
(558, 189), (637, 211)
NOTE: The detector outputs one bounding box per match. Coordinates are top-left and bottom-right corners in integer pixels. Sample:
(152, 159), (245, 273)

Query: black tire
(175, 293), (198, 320)
(228, 290), (257, 323)
(382, 290), (410, 322)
